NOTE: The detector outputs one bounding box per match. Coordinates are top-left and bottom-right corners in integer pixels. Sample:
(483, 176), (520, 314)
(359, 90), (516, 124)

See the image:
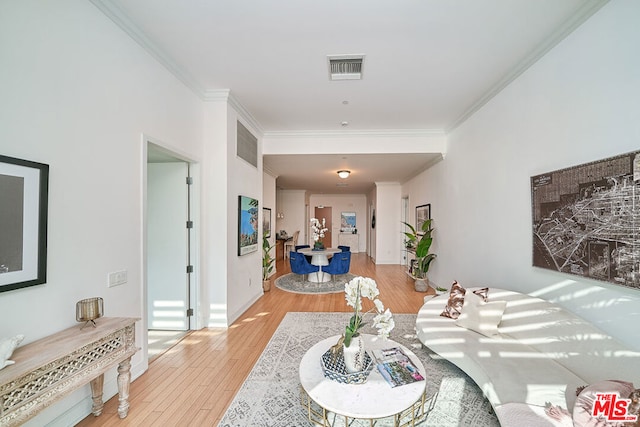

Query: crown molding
(400, 153), (445, 184)
(262, 165), (278, 178)
(90, 0), (205, 96)
(447, 0), (610, 132)
(202, 90), (264, 135)
(228, 95), (264, 136)
(92, 0), (265, 135)
(202, 89), (230, 102)
(263, 129), (446, 139)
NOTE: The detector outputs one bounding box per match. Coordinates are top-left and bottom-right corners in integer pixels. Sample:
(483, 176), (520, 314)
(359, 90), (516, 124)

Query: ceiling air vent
(327, 54), (365, 81)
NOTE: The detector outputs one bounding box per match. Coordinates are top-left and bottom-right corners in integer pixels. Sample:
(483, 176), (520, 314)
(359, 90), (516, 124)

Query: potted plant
(310, 217), (328, 250)
(402, 218), (436, 292)
(262, 231), (275, 292)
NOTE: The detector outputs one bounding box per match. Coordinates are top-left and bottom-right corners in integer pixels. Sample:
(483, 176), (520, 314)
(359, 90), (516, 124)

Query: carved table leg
(90, 374), (105, 416)
(117, 357), (132, 418)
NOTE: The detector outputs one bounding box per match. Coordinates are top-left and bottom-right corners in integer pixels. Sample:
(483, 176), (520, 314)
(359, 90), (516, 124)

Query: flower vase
(343, 334), (365, 373)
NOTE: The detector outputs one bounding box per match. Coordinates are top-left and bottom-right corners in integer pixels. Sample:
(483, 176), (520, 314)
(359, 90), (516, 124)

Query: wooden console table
(0, 317), (139, 427)
(275, 239), (285, 261)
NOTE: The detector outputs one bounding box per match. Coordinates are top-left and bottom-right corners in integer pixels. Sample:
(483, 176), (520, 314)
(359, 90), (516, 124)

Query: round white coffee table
(299, 334), (428, 426)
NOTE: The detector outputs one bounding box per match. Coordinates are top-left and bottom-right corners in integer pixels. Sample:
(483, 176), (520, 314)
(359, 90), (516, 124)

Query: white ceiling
(96, 0), (607, 193)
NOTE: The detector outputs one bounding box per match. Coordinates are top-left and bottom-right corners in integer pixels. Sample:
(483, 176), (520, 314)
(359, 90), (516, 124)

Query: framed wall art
(340, 211), (356, 232)
(531, 150), (640, 291)
(238, 195), (259, 256)
(415, 204), (431, 233)
(263, 207), (271, 238)
(0, 154), (49, 293)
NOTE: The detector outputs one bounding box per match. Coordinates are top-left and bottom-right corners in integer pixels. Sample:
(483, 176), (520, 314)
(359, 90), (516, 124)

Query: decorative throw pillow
(573, 380), (636, 427)
(440, 281), (489, 319)
(455, 291), (507, 337)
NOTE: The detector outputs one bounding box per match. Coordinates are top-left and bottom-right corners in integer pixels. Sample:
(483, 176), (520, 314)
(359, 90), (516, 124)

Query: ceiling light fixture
(337, 170), (351, 179)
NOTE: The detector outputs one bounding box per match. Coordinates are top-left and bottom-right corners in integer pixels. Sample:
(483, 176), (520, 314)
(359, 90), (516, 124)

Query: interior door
(314, 206), (332, 247)
(147, 162), (190, 331)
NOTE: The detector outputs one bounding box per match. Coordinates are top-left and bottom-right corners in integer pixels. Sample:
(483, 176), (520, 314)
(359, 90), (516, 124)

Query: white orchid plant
(343, 276), (395, 347)
(310, 217), (328, 242)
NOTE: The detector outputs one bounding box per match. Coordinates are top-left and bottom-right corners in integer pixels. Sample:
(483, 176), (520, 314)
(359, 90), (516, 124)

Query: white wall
(372, 183), (402, 264)
(225, 112), (264, 324)
(262, 172), (277, 275)
(202, 100), (228, 327)
(201, 96), (264, 327)
(277, 189), (306, 244)
(307, 194), (367, 251)
(0, 0), (204, 425)
(368, 188), (377, 259)
(402, 0), (640, 350)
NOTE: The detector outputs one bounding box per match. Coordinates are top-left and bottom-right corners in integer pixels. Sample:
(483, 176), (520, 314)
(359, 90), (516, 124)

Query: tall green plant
(262, 231), (275, 280)
(402, 218), (436, 279)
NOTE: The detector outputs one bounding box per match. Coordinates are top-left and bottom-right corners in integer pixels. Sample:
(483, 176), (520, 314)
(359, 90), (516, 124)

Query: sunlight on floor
(148, 329), (190, 362)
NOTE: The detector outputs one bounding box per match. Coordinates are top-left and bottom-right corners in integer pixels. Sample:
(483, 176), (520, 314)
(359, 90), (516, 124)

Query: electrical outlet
(108, 270), (128, 287)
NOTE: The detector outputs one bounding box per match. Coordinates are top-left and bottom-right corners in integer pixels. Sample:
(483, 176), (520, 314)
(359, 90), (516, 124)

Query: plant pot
(262, 279), (271, 292)
(414, 278), (430, 293)
(343, 334), (365, 373)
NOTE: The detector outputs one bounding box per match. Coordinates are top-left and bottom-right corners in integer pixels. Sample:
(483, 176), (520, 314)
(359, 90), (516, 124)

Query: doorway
(146, 141), (197, 360)
(314, 206), (332, 247)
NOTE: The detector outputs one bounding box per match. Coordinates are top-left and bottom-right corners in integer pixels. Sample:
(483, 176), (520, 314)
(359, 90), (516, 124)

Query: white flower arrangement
(310, 217), (328, 242)
(343, 276), (394, 347)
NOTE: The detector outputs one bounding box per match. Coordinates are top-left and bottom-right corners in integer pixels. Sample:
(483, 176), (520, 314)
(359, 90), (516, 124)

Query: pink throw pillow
(440, 281), (489, 319)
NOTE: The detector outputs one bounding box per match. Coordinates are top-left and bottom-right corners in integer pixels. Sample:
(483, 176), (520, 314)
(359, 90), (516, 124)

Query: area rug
(218, 312), (499, 427)
(274, 273), (357, 294)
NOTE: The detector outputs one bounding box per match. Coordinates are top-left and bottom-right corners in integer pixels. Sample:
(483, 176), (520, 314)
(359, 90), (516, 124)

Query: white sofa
(415, 287), (640, 426)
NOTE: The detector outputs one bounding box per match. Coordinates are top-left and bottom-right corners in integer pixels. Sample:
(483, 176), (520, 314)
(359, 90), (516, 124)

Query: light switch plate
(108, 270), (128, 287)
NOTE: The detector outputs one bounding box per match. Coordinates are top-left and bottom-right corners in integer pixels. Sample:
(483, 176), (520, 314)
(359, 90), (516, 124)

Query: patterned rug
(218, 312), (499, 427)
(274, 273), (356, 294)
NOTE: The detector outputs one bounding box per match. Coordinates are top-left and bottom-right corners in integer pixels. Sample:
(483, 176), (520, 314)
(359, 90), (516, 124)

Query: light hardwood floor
(76, 253), (430, 426)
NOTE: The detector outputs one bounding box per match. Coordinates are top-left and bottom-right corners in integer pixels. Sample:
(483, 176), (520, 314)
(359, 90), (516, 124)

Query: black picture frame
(238, 195), (259, 256)
(263, 207), (271, 238)
(0, 154), (49, 293)
(415, 203), (431, 233)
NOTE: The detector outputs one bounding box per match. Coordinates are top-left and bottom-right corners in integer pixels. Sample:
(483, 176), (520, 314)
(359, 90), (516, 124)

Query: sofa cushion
(416, 288), (640, 426)
(419, 289), (585, 412)
(456, 290), (507, 337)
(440, 281), (489, 319)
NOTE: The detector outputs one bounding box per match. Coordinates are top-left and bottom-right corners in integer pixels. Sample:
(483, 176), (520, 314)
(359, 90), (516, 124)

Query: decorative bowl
(321, 349), (374, 384)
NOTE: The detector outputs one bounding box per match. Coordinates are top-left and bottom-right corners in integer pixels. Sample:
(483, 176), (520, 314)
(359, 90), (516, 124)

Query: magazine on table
(372, 347), (424, 387)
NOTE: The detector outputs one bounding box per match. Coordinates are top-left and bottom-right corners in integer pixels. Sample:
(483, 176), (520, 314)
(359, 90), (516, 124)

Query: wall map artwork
(531, 150), (640, 291)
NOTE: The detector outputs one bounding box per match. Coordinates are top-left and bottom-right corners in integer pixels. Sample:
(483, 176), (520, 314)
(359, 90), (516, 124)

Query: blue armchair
(289, 251), (319, 281)
(295, 244), (312, 262)
(337, 245), (350, 252)
(323, 251), (351, 281)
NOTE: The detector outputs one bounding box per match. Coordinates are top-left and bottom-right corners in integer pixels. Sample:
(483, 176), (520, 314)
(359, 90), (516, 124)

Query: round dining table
(297, 247), (341, 283)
